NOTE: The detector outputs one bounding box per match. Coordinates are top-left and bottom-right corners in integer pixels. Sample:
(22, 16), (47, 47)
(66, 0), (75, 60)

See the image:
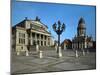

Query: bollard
(75, 50), (78, 58)
(36, 45), (39, 52)
(39, 51), (43, 58)
(87, 50), (89, 54)
(26, 51), (29, 56)
(17, 51), (20, 55)
(82, 49), (85, 56)
(58, 47), (62, 58)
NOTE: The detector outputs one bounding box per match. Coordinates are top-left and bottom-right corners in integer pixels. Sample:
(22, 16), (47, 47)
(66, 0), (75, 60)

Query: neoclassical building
(12, 16), (54, 52)
(72, 17), (93, 49)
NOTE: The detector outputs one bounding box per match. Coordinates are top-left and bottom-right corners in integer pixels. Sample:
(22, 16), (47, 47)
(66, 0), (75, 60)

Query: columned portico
(29, 31), (51, 46)
(12, 17), (54, 52)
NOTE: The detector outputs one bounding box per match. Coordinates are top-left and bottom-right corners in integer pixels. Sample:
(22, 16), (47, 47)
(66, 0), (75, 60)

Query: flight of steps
(29, 46), (55, 51)
(29, 46), (36, 51)
(39, 46), (55, 51)
(28, 46), (55, 56)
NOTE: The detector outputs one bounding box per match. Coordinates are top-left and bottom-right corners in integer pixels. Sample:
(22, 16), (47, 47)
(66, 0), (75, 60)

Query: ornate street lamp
(52, 20), (65, 55)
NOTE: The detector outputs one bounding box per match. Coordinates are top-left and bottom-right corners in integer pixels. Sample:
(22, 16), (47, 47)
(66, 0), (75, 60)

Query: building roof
(78, 17), (85, 24)
(13, 16), (48, 28)
(61, 39), (72, 45)
(12, 16), (50, 34)
(78, 17), (86, 29)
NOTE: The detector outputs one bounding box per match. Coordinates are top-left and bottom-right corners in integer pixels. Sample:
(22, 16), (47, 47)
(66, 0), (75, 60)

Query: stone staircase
(29, 46), (55, 51)
(39, 46), (55, 51)
(29, 45), (36, 51)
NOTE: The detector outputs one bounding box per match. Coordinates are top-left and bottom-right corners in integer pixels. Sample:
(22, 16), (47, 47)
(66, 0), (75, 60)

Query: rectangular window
(19, 33), (25, 44)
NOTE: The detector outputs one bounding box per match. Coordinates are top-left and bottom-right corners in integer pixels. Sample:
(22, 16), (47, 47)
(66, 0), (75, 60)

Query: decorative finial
(35, 16), (40, 21)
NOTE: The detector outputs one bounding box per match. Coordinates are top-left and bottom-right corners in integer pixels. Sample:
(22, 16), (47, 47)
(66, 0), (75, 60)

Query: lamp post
(52, 20), (65, 57)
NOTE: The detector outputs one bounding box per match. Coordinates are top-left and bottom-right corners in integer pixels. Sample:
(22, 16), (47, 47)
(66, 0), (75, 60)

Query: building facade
(12, 17), (54, 52)
(61, 39), (72, 50)
(72, 17), (93, 49)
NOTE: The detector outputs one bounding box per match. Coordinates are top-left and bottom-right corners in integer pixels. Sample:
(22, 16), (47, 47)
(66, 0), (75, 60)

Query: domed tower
(77, 17), (86, 37)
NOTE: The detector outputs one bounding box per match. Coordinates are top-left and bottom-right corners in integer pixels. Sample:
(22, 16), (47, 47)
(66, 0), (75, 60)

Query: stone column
(46, 36), (48, 46)
(25, 33), (28, 46)
(35, 33), (37, 43)
(16, 31), (19, 44)
(39, 34), (41, 46)
(16, 31), (20, 54)
(49, 37), (51, 46)
(48, 37), (50, 46)
(30, 32), (33, 45)
(43, 35), (45, 46)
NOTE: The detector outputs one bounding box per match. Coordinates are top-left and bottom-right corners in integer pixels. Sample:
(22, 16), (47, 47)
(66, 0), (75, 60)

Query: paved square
(11, 50), (96, 74)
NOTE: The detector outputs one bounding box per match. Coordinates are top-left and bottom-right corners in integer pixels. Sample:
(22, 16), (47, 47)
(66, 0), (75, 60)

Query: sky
(12, 0), (96, 42)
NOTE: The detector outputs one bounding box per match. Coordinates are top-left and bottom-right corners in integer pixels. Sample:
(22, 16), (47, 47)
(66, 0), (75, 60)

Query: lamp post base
(57, 47), (62, 58)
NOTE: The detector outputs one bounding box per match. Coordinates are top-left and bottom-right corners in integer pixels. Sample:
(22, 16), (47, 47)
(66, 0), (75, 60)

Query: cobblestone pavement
(11, 50), (96, 75)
